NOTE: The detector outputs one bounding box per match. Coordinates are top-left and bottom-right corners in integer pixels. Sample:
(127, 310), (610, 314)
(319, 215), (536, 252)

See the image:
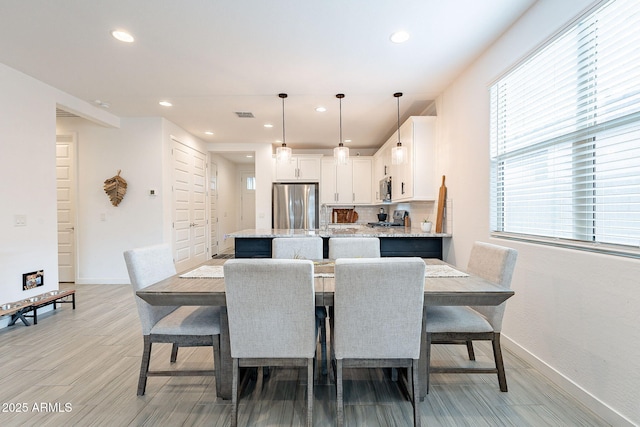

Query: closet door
(56, 134), (77, 282)
(172, 138), (208, 272)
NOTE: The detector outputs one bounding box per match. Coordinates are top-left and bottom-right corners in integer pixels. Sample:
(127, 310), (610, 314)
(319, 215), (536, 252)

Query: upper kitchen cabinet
(373, 143), (391, 182)
(321, 157), (372, 205)
(383, 116), (437, 202)
(274, 154), (322, 181)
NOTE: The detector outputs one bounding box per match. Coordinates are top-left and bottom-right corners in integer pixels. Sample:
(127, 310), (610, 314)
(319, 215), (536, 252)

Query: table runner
(179, 263), (468, 279)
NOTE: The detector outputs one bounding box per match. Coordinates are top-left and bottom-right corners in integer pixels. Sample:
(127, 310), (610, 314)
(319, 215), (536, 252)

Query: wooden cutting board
(333, 208), (358, 223)
(435, 175), (446, 233)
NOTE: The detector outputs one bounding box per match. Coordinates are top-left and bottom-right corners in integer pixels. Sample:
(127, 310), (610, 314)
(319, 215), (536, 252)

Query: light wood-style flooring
(0, 283), (608, 426)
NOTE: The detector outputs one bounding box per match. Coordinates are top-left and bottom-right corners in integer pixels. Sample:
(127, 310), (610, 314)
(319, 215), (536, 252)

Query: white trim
(75, 278), (130, 285)
(487, 0), (605, 87)
(491, 232), (640, 260)
(502, 334), (634, 426)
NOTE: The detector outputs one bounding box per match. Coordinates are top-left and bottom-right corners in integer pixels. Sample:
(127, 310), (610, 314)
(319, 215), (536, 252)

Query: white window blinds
(490, 0), (640, 253)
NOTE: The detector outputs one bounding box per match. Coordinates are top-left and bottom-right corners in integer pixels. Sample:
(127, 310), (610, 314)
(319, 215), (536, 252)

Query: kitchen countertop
(227, 227), (451, 238)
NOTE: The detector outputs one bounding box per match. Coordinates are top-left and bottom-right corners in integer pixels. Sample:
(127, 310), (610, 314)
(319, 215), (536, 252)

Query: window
(245, 176), (255, 190)
(490, 0), (640, 256)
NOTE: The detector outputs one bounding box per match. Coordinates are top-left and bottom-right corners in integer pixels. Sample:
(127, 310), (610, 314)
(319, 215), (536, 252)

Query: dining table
(136, 258), (514, 400)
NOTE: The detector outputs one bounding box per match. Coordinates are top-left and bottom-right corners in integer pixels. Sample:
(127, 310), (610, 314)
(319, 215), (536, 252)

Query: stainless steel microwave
(379, 177), (392, 202)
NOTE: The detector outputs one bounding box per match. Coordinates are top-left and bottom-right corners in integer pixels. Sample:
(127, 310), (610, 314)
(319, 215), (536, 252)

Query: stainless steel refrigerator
(272, 182), (319, 229)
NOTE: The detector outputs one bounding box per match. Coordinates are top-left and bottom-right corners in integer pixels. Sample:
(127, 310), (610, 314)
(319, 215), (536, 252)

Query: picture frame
(23, 270), (44, 290)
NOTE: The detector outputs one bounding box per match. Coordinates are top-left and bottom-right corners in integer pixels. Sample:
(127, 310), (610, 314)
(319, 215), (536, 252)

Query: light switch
(14, 215), (27, 226)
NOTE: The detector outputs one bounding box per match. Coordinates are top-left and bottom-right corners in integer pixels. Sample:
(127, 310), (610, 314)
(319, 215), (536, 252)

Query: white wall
(56, 117), (166, 284)
(53, 117), (211, 284)
(0, 64), (121, 321)
(210, 153), (241, 253)
(436, 0), (639, 424)
(207, 142), (274, 230)
(0, 64), (58, 311)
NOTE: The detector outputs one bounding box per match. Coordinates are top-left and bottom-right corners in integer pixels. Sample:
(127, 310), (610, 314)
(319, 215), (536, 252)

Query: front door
(172, 138), (208, 272)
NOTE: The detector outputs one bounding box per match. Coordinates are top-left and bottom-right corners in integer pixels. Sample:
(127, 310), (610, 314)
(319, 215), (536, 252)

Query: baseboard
(74, 278), (130, 285)
(502, 335), (634, 426)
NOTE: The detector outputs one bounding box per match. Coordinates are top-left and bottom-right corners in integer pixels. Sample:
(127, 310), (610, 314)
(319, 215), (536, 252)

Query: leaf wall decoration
(104, 170), (127, 207)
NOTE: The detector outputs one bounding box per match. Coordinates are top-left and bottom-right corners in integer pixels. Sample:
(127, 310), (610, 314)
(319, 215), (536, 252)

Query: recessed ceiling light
(94, 99), (110, 108)
(264, 123), (274, 128)
(344, 139), (352, 143)
(204, 131), (214, 135)
(246, 155), (253, 158)
(315, 106), (327, 112)
(159, 101), (172, 107)
(111, 30), (134, 43)
(390, 30), (410, 44)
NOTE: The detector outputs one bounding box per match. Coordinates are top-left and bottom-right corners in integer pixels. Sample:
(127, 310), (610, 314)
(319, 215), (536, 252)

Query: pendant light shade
(391, 92), (407, 165)
(275, 93), (292, 163)
(333, 93), (349, 165)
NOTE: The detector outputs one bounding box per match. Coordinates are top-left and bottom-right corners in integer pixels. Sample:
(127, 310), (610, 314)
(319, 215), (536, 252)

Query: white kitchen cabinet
(373, 145), (391, 202)
(373, 143), (391, 197)
(321, 157), (372, 205)
(391, 120), (414, 200)
(380, 116), (437, 202)
(274, 155), (322, 181)
(351, 158), (373, 204)
(378, 144), (392, 179)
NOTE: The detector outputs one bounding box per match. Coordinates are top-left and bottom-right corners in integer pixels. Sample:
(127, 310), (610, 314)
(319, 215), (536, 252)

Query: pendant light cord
(339, 95), (343, 146)
(395, 92), (402, 146)
(336, 93), (345, 147)
(279, 93), (287, 146)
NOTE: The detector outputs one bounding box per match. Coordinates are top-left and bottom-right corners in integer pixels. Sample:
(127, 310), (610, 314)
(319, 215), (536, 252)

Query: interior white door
(172, 139), (208, 272)
(210, 161), (219, 256)
(56, 134), (77, 283)
(240, 171), (256, 230)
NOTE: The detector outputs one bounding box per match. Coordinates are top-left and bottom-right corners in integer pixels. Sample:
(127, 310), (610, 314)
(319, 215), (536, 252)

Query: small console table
(0, 290), (76, 326)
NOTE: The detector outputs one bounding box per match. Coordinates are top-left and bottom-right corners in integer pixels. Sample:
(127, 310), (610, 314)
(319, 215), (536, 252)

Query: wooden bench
(0, 290), (76, 326)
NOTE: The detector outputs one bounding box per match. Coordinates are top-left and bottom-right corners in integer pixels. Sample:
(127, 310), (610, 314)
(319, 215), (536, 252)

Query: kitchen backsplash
(321, 200), (453, 234)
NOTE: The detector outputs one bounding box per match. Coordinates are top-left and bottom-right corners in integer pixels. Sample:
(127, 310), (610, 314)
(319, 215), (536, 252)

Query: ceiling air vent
(235, 112), (254, 118)
(56, 108), (80, 118)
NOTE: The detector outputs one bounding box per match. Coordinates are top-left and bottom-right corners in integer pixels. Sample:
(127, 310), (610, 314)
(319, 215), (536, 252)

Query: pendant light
(391, 92), (407, 165)
(333, 93), (349, 165)
(275, 93), (292, 163)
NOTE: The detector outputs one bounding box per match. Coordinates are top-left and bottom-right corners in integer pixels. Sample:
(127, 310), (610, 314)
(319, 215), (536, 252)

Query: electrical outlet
(14, 215), (26, 226)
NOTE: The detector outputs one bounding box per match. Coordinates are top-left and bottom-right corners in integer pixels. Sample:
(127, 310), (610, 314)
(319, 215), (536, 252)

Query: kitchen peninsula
(227, 227), (451, 259)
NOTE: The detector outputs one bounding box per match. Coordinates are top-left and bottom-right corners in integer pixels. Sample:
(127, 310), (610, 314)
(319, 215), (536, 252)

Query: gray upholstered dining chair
(272, 237), (328, 375)
(333, 257), (425, 427)
(124, 244), (221, 396)
(272, 236), (323, 260)
(425, 241), (518, 393)
(224, 259), (316, 427)
(328, 237), (380, 259)
(328, 236), (382, 374)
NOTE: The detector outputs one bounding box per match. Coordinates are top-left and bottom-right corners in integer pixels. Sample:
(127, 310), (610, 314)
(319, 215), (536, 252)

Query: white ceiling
(0, 0), (535, 154)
